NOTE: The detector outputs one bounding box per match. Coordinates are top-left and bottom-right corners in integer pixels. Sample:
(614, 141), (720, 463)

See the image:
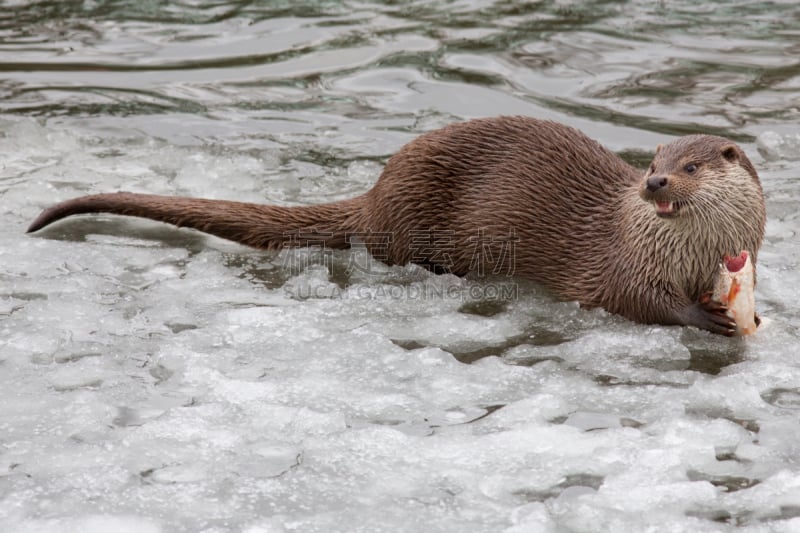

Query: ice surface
(757, 131), (800, 162)
(2, 42), (800, 533)
(3, 116), (800, 533)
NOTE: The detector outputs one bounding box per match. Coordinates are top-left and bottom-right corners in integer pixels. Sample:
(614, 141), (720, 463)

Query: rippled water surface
(2, 1), (800, 532)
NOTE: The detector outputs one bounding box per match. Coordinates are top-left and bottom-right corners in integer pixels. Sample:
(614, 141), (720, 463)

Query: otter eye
(685, 163), (697, 174)
(649, 163), (656, 173)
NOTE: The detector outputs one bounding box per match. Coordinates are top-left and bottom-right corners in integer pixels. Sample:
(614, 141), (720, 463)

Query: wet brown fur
(28, 116), (767, 332)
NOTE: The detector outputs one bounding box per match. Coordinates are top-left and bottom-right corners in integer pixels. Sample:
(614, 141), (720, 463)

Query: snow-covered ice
(2, 116), (800, 532)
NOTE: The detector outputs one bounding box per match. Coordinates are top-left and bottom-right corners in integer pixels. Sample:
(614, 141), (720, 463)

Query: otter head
(639, 135), (764, 221)
(635, 134), (766, 302)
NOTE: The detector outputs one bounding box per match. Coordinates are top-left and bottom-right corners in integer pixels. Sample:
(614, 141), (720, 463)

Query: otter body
(28, 117), (766, 335)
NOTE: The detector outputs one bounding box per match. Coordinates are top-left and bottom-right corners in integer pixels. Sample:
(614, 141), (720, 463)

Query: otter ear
(721, 144), (739, 162)
(655, 143), (664, 154)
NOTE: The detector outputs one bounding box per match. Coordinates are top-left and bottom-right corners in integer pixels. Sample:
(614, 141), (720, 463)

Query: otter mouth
(654, 200), (680, 218)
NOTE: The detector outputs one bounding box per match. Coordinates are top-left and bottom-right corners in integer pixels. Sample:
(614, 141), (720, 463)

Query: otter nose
(646, 175), (668, 192)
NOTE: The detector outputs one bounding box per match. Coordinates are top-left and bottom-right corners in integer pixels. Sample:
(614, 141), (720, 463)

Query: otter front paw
(679, 293), (737, 336)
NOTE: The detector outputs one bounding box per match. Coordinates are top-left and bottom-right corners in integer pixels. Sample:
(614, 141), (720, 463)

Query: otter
(27, 116), (766, 335)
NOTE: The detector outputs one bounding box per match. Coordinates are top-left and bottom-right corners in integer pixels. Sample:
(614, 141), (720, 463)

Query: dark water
(2, 1), (800, 532)
(4, 1), (799, 135)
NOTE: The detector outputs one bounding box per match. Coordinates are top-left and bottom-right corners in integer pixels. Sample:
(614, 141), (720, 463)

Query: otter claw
(699, 292), (737, 335)
(679, 294), (737, 336)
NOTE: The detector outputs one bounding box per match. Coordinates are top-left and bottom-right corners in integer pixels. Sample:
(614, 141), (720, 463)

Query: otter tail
(27, 192), (366, 250)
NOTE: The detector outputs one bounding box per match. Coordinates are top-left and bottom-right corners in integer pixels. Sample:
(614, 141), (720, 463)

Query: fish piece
(712, 250), (758, 335)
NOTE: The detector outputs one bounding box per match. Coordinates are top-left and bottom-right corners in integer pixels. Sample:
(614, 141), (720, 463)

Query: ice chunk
(9, 515), (162, 533)
(757, 131), (800, 161)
